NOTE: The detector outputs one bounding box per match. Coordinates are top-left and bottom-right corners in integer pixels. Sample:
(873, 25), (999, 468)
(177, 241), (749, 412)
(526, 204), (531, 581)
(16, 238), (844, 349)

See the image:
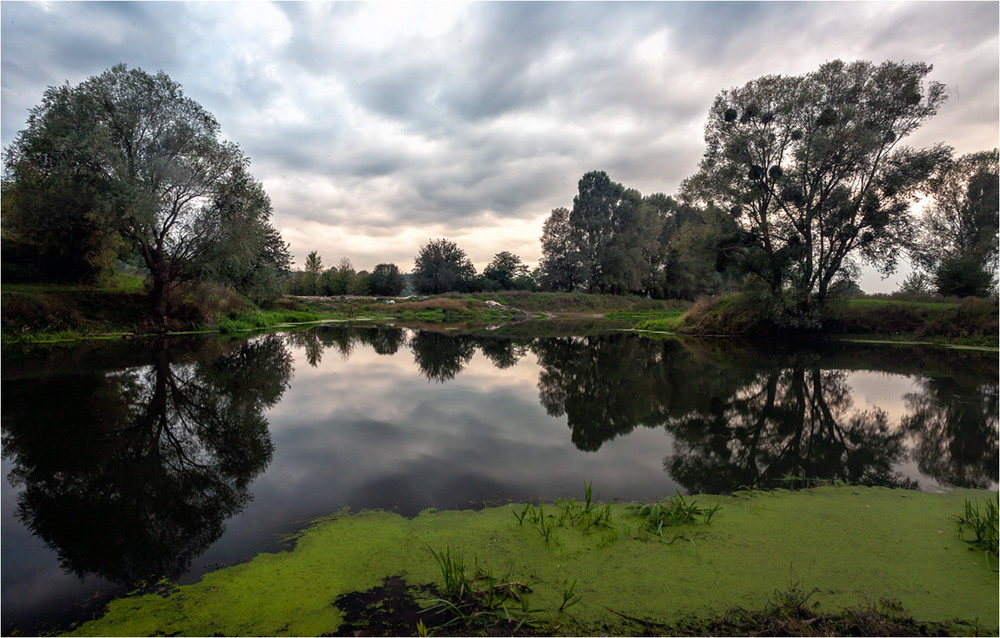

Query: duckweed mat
(67, 486), (999, 636)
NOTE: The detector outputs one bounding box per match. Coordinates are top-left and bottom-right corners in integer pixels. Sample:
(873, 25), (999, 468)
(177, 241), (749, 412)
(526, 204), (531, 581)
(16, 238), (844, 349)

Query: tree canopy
(2, 64), (290, 320)
(412, 238), (477, 294)
(369, 263), (406, 296)
(911, 149), (999, 297)
(539, 171), (671, 296)
(683, 59), (948, 314)
(482, 251), (529, 290)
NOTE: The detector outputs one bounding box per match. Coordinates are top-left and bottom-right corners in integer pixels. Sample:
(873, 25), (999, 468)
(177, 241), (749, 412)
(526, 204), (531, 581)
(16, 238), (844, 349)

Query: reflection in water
(2, 326), (996, 635)
(276, 326), (999, 494)
(903, 376), (999, 489)
(411, 331), (475, 382)
(287, 325), (408, 367)
(289, 327), (997, 493)
(2, 335), (291, 586)
(664, 366), (914, 493)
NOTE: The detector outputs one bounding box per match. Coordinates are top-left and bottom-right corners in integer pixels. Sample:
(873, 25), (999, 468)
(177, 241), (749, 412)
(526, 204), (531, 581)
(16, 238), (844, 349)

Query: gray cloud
(2, 1), (997, 284)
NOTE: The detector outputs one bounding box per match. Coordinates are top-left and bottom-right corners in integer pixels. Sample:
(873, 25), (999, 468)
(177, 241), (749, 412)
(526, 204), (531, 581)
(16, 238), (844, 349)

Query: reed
(955, 496), (999, 560)
(626, 492), (722, 538)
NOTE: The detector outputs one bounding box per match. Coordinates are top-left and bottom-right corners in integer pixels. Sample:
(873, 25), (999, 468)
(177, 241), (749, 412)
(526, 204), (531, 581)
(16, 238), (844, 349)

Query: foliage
(424, 546), (542, 632)
(897, 270), (934, 295)
(412, 238), (478, 294)
(912, 149), (999, 297)
(626, 492), (721, 538)
(369, 262), (406, 296)
(954, 496), (999, 561)
(2, 64), (289, 322)
(297, 251), (324, 296)
(482, 251), (530, 290)
(539, 172), (671, 296)
(538, 206), (583, 292)
(321, 257), (356, 295)
(1, 165), (119, 284)
(197, 171), (292, 304)
(684, 59), (948, 315)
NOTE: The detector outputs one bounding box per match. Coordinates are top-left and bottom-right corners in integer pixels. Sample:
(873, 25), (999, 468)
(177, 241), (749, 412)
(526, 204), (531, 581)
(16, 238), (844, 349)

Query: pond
(2, 326), (997, 634)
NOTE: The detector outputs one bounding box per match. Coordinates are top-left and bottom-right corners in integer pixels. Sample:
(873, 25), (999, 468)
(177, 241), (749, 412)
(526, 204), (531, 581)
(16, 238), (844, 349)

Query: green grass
(4, 284), (995, 345)
(626, 492), (722, 538)
(669, 292), (998, 346)
(630, 308), (688, 332)
(215, 309), (324, 334)
(955, 495), (999, 562)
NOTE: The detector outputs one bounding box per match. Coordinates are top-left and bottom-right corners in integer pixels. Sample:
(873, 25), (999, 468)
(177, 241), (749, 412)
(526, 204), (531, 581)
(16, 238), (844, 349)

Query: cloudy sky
(2, 1), (997, 291)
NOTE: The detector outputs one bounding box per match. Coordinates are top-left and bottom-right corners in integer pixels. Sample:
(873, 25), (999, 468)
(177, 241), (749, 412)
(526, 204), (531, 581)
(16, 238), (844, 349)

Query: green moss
(67, 487), (998, 636)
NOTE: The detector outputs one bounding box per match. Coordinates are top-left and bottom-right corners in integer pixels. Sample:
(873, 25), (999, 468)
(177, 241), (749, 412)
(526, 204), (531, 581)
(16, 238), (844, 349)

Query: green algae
(66, 487), (999, 636)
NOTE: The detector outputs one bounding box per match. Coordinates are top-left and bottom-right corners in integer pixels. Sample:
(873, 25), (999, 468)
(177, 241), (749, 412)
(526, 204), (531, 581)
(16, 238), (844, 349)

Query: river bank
(2, 285), (997, 349)
(64, 486), (998, 636)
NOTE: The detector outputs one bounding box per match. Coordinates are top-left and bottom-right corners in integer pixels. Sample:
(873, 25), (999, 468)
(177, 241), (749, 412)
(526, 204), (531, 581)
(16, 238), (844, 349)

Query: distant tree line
(288, 242), (538, 297)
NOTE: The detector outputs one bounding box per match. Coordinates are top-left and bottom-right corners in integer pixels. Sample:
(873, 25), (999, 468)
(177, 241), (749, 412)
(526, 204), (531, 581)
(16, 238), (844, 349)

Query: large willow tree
(684, 60), (949, 314)
(3, 64), (290, 321)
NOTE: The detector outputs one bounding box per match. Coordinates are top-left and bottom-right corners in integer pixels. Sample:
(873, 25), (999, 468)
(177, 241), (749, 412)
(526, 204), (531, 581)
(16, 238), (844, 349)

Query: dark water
(2, 327), (997, 634)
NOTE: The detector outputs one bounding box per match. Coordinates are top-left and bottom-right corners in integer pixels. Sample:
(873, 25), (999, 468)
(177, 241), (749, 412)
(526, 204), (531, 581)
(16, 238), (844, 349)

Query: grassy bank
(64, 486), (998, 637)
(1, 284), (688, 343)
(633, 293), (999, 348)
(3, 282), (996, 347)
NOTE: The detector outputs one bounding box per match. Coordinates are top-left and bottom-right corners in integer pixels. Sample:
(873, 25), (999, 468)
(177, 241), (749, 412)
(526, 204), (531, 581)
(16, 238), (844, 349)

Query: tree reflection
(532, 335), (748, 451)
(411, 331), (475, 382)
(664, 365), (916, 493)
(531, 336), (941, 492)
(286, 325), (408, 367)
(902, 376), (999, 488)
(478, 336), (529, 369)
(2, 335), (291, 586)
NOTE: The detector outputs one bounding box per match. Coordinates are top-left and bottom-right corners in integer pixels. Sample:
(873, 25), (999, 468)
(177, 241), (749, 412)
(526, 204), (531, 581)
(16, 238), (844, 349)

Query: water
(2, 326), (997, 634)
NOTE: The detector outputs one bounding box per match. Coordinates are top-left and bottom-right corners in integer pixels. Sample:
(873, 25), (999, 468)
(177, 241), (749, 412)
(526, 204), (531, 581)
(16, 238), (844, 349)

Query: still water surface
(2, 326), (997, 633)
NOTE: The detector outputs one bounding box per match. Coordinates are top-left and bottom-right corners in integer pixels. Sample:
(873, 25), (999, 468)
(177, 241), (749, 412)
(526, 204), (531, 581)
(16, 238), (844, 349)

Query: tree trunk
(148, 265), (173, 328)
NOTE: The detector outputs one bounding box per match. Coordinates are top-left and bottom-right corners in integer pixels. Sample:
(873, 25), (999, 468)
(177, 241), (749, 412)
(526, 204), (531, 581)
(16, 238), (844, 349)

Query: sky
(2, 1), (998, 292)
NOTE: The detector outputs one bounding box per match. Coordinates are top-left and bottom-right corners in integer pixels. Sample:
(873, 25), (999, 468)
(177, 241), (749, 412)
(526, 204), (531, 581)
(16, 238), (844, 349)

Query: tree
(369, 263), (405, 296)
(911, 149), (999, 297)
(412, 238), (477, 294)
(684, 60), (948, 315)
(658, 200), (743, 300)
(302, 250), (323, 295)
(322, 257), (355, 295)
(197, 165), (291, 303)
(538, 172), (669, 295)
(538, 207), (582, 292)
(569, 170), (660, 294)
(482, 251), (529, 290)
(2, 64), (288, 321)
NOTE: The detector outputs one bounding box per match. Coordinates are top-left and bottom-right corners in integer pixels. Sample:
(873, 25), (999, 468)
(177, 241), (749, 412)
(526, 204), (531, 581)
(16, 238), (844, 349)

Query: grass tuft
(627, 492), (722, 538)
(954, 495), (999, 562)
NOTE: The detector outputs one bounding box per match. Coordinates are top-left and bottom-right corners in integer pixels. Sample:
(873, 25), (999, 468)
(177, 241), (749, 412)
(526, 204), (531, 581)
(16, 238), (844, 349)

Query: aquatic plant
(558, 579), (582, 612)
(423, 545), (542, 632)
(627, 492), (722, 538)
(512, 482), (615, 542)
(954, 496), (999, 561)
